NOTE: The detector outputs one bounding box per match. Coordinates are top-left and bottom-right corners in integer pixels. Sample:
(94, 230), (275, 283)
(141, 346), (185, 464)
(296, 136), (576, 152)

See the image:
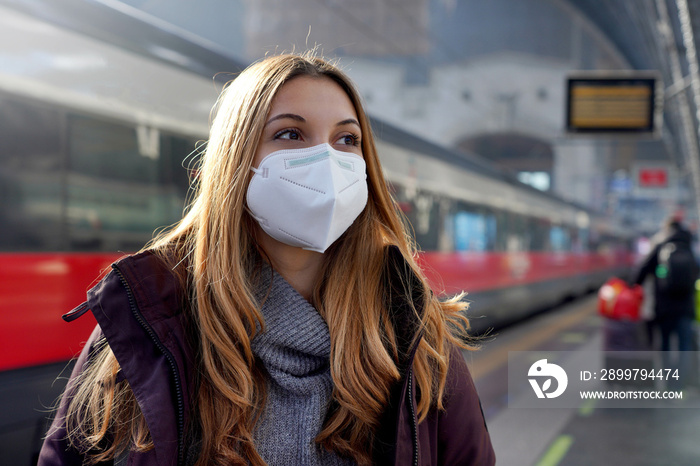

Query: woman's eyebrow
(336, 118), (361, 128)
(265, 114), (360, 129)
(265, 113), (305, 126)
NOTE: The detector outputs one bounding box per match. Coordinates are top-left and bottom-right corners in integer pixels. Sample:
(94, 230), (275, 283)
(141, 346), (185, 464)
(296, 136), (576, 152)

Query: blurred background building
(118, 0), (696, 234)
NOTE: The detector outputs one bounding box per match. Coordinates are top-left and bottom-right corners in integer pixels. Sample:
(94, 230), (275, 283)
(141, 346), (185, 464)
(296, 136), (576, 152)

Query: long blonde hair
(65, 53), (471, 465)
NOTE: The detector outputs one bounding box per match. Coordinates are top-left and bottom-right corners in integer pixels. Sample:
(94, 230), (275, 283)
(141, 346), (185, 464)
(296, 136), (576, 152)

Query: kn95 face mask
(246, 143), (368, 253)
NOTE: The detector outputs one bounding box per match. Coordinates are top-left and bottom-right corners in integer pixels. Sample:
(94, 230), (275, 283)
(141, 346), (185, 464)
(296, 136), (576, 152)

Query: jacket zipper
(407, 367), (419, 466)
(113, 265), (186, 465)
(401, 331), (424, 466)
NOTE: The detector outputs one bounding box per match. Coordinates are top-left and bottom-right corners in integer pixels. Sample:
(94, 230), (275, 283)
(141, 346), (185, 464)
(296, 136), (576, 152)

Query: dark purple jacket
(39, 248), (495, 465)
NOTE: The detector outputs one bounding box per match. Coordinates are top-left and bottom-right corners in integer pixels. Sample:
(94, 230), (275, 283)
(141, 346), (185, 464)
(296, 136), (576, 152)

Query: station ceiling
(571, 0), (695, 86)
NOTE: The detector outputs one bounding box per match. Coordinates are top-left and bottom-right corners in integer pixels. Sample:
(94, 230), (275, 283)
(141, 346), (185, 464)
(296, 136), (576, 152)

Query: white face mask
(247, 143), (368, 253)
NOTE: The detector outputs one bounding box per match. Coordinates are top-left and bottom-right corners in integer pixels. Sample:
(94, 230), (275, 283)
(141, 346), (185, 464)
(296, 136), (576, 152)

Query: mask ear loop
(250, 166), (268, 178)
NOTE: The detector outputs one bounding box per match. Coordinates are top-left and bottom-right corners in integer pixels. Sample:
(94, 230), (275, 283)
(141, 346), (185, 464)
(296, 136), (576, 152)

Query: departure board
(565, 75), (660, 135)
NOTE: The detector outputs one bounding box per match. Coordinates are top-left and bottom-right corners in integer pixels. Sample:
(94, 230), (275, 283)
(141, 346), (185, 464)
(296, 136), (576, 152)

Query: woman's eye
(275, 129), (301, 140)
(338, 134), (361, 146)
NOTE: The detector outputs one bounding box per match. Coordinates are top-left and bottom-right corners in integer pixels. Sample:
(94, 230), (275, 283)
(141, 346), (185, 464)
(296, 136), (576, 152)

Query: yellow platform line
(578, 398), (597, 417)
(468, 301), (597, 381)
(534, 435), (574, 466)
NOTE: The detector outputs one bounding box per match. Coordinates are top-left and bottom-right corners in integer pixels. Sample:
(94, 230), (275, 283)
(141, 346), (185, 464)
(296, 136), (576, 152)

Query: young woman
(39, 53), (495, 466)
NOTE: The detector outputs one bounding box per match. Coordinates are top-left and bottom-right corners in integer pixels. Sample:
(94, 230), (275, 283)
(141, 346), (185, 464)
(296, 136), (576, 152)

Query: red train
(0, 0), (634, 463)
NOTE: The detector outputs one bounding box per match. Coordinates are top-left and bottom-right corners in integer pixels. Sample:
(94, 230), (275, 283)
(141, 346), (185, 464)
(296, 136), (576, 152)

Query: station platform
(465, 296), (700, 466)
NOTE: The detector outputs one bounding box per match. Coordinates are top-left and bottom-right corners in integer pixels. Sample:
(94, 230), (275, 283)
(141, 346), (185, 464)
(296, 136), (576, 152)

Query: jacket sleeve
(634, 244), (660, 286)
(37, 324), (109, 466)
(432, 344), (495, 465)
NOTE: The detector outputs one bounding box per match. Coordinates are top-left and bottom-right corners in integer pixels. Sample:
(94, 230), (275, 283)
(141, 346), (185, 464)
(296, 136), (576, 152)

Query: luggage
(602, 324), (655, 388)
(602, 318), (647, 351)
(598, 277), (643, 321)
(599, 278), (653, 387)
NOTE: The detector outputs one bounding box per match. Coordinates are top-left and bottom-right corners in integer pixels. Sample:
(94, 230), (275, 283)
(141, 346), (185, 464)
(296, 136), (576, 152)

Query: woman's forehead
(268, 75), (358, 121)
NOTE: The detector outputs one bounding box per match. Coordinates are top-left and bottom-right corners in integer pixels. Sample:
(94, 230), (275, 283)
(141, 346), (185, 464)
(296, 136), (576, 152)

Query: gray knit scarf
(251, 268), (355, 466)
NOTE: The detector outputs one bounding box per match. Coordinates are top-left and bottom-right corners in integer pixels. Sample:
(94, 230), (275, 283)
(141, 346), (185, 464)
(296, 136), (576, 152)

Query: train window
(69, 116), (157, 183)
(159, 133), (199, 197)
(452, 203), (497, 252)
(391, 184), (441, 251)
(573, 228), (589, 253)
(0, 97), (64, 251)
(454, 212), (477, 251)
(0, 96), (199, 253)
(65, 117), (195, 251)
(388, 182), (416, 239)
(485, 210), (497, 251)
(494, 210), (509, 251)
(549, 225), (571, 252)
(530, 218), (550, 251)
(412, 193), (440, 251)
(437, 198), (454, 252)
(505, 212), (530, 251)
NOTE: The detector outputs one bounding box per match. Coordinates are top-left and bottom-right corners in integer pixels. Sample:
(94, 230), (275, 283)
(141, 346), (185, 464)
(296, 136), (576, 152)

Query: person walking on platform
(634, 217), (698, 386)
(638, 220), (675, 348)
(39, 53), (495, 466)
